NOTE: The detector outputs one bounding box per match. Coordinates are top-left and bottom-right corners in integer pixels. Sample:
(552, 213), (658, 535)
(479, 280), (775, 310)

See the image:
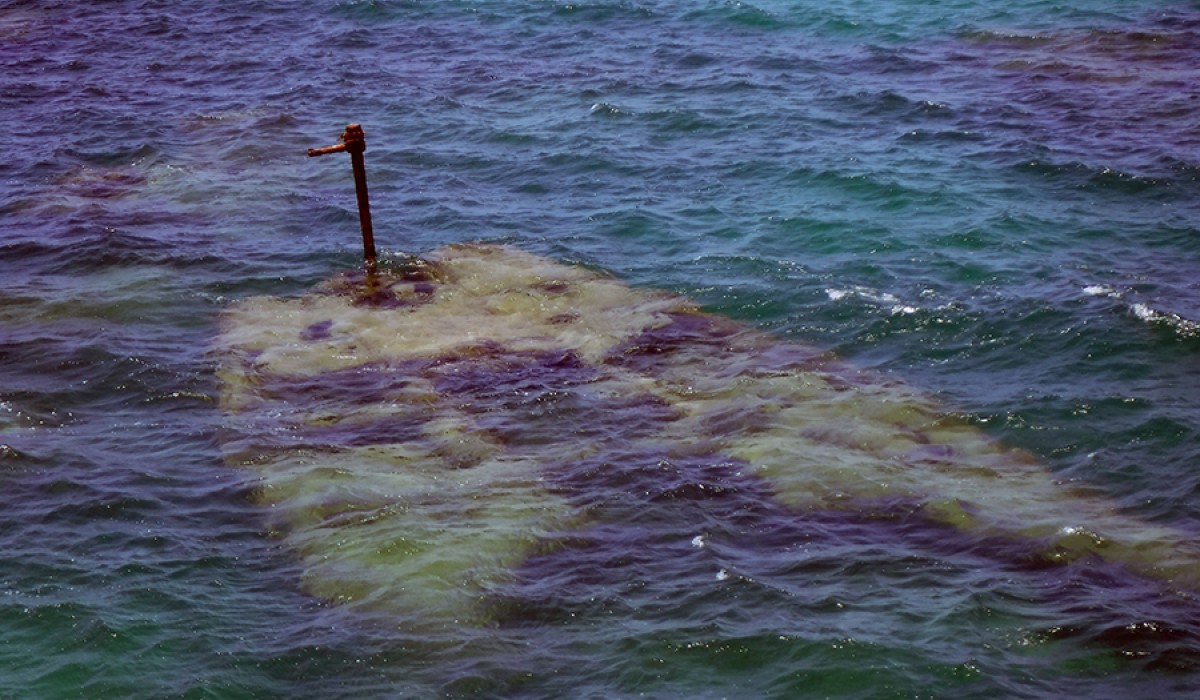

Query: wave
(1011, 158), (1196, 196)
(1084, 284), (1200, 340)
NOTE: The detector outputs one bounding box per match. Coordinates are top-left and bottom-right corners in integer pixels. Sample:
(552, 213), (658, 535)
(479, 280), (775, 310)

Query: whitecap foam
(1083, 284), (1120, 298)
(825, 285), (902, 305)
(1131, 303), (1200, 337)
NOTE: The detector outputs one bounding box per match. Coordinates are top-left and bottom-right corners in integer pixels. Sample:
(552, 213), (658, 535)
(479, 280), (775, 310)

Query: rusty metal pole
(307, 124), (377, 274)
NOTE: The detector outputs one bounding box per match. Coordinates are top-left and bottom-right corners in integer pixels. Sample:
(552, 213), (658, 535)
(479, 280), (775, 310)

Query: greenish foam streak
(214, 244), (1200, 627)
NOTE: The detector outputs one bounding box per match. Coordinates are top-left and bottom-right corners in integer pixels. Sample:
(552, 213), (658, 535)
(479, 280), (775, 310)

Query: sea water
(2, 1), (1199, 697)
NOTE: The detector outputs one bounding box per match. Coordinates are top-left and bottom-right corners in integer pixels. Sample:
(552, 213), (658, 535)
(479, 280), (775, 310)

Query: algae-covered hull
(214, 244), (1199, 625)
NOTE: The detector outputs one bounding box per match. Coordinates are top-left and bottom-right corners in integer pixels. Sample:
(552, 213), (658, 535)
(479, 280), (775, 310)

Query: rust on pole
(308, 123), (377, 274)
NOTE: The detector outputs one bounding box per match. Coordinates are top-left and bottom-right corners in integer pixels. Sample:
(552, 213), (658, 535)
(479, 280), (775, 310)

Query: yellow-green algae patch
(214, 244), (1200, 626)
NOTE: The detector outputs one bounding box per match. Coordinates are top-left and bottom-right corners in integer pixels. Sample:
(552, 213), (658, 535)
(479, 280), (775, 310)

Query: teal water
(2, 0), (1199, 697)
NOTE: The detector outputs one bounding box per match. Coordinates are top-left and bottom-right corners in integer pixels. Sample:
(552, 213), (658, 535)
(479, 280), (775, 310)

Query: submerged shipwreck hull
(215, 244), (1199, 624)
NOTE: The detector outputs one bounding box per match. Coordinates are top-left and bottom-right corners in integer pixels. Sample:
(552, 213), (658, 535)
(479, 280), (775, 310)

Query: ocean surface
(2, 0), (1200, 697)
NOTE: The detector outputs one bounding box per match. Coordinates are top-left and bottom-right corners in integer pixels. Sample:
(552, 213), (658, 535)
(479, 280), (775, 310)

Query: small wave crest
(826, 285), (919, 316)
(1083, 284), (1200, 339)
(589, 102), (625, 117)
(1131, 303), (1200, 338)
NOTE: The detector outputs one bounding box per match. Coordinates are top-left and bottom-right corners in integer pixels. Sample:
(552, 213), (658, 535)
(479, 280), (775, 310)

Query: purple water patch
(428, 346), (597, 398)
(254, 360), (431, 407)
(298, 413), (434, 449)
(605, 311), (745, 374)
(427, 346), (681, 447)
(500, 451), (779, 625)
(946, 17), (1200, 182)
(507, 478), (1200, 670)
(546, 451), (762, 513)
(300, 320), (334, 341)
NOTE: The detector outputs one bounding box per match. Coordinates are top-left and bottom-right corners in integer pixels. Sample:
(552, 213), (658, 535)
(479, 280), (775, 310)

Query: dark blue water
(2, 0), (1200, 696)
